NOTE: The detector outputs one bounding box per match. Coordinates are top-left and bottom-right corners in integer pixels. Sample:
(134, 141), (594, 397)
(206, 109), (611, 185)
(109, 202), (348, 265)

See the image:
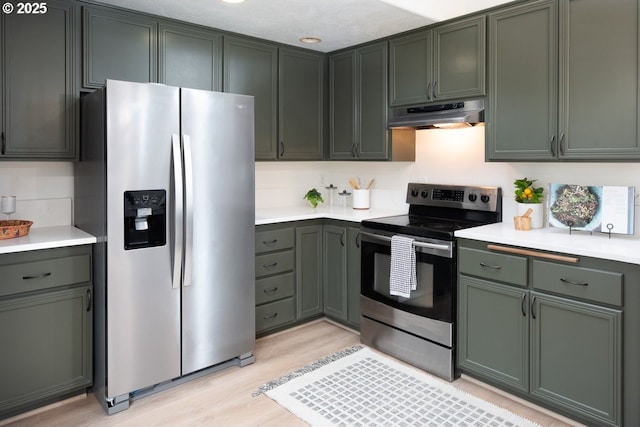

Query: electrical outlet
(635, 187), (640, 205)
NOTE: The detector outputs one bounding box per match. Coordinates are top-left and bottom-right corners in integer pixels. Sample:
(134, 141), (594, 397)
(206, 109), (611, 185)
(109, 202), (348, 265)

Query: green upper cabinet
(486, 0), (557, 161)
(559, 0), (640, 159)
(159, 22), (221, 91)
(82, 6), (157, 89)
(330, 42), (388, 160)
(1, 0), (78, 159)
(278, 48), (325, 160)
(223, 37), (278, 160)
(487, 0), (640, 161)
(389, 16), (486, 106)
(389, 30), (431, 106)
(433, 16), (486, 101)
(329, 50), (356, 158)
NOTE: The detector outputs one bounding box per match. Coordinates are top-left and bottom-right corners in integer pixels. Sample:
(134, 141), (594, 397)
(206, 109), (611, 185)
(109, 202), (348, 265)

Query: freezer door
(180, 88), (256, 374)
(105, 80), (181, 397)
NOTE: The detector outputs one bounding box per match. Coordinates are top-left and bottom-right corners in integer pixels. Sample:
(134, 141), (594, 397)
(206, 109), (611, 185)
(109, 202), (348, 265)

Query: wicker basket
(0, 220), (33, 239)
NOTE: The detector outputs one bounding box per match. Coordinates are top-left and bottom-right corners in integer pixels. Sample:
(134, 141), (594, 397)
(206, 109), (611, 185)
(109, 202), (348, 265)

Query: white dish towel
(389, 235), (416, 298)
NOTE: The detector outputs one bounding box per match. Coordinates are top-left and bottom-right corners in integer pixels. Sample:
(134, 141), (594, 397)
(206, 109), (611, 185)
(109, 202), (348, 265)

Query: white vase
(516, 202), (544, 229)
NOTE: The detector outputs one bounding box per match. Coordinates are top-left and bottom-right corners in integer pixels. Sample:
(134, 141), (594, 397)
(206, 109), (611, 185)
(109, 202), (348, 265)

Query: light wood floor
(2, 320), (582, 427)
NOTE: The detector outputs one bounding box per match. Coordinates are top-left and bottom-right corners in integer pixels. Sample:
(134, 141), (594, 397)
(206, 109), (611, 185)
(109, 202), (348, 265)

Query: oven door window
(373, 252), (434, 308)
(361, 238), (454, 322)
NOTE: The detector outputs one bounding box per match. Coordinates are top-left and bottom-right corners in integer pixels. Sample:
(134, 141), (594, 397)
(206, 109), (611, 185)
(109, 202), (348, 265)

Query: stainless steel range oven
(360, 183), (502, 381)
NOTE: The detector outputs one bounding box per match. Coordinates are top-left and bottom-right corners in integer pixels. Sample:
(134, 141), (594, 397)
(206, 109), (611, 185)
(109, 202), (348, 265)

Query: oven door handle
(360, 231), (452, 252)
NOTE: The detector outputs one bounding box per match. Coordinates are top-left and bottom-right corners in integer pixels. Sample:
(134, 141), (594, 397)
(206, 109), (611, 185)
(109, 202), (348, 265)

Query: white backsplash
(256, 126), (640, 234)
(0, 162), (74, 227)
(1, 129), (639, 233)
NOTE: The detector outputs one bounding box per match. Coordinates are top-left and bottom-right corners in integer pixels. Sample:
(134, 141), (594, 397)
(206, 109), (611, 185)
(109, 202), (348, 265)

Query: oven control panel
(406, 183), (501, 212)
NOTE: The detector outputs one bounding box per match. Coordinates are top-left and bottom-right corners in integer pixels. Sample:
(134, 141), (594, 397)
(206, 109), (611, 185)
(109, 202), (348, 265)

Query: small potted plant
(303, 188), (324, 208)
(514, 178), (544, 228)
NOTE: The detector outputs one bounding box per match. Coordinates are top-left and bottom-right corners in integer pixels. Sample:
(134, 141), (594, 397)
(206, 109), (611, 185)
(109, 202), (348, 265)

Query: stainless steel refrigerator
(75, 79), (255, 414)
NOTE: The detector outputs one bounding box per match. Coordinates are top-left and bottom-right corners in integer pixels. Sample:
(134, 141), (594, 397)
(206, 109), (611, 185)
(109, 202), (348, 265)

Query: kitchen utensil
(366, 179), (376, 190)
(348, 177), (360, 190)
(513, 207), (533, 231)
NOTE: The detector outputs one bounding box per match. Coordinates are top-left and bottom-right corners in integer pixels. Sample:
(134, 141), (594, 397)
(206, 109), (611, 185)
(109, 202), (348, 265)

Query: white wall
(256, 126), (640, 232)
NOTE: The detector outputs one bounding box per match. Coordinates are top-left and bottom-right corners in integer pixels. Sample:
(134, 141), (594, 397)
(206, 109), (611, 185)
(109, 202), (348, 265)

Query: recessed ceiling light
(299, 36), (322, 44)
(222, 0), (246, 4)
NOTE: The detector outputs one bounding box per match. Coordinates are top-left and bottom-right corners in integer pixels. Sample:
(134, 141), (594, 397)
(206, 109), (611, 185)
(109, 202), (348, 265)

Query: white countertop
(0, 226), (97, 255)
(455, 222), (640, 265)
(256, 205), (407, 225)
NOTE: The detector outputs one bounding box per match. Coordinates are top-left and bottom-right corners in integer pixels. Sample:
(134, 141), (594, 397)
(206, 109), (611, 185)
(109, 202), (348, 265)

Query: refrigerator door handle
(171, 134), (184, 289)
(183, 134), (194, 287)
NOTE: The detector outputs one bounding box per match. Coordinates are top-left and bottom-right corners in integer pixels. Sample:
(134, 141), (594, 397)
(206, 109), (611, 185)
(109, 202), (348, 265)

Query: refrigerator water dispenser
(124, 190), (166, 250)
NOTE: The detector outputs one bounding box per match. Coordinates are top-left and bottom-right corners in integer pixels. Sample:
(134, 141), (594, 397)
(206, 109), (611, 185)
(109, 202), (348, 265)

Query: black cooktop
(361, 183), (502, 241)
(361, 214), (493, 240)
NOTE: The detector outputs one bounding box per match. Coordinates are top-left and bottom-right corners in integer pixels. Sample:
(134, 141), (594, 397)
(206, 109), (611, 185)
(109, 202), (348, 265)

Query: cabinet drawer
(256, 297), (295, 332)
(256, 273), (295, 305)
(459, 247), (527, 287)
(0, 254), (91, 297)
(255, 250), (294, 278)
(532, 260), (622, 306)
(255, 228), (295, 253)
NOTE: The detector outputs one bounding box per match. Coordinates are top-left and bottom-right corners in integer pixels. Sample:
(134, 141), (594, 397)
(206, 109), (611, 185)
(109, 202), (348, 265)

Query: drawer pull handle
(263, 239), (278, 245)
(521, 293), (527, 317)
(479, 262), (501, 270)
(263, 287), (279, 293)
(486, 244), (579, 264)
(262, 262), (278, 268)
(263, 312), (278, 320)
(87, 289), (92, 312)
(22, 272), (52, 280)
(560, 277), (588, 286)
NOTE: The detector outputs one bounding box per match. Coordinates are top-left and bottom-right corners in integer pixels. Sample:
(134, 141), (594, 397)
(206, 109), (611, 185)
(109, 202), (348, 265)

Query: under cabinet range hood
(388, 99), (484, 129)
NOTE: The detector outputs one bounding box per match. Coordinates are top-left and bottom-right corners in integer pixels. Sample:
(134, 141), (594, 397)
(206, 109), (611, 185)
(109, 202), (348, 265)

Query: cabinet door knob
(432, 80), (438, 99)
(426, 81), (432, 101)
(520, 293), (527, 317)
(550, 135), (557, 157)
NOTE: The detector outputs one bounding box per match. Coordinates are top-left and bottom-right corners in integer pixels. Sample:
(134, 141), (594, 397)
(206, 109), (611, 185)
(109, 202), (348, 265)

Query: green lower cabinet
(530, 293), (621, 426)
(346, 227), (361, 328)
(0, 285), (92, 418)
(256, 220), (361, 335)
(459, 276), (622, 426)
(296, 224), (323, 320)
(458, 276), (529, 393)
(323, 225), (348, 321)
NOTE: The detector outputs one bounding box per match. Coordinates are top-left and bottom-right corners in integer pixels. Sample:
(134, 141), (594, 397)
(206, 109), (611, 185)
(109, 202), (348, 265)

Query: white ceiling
(91, 0), (513, 53)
